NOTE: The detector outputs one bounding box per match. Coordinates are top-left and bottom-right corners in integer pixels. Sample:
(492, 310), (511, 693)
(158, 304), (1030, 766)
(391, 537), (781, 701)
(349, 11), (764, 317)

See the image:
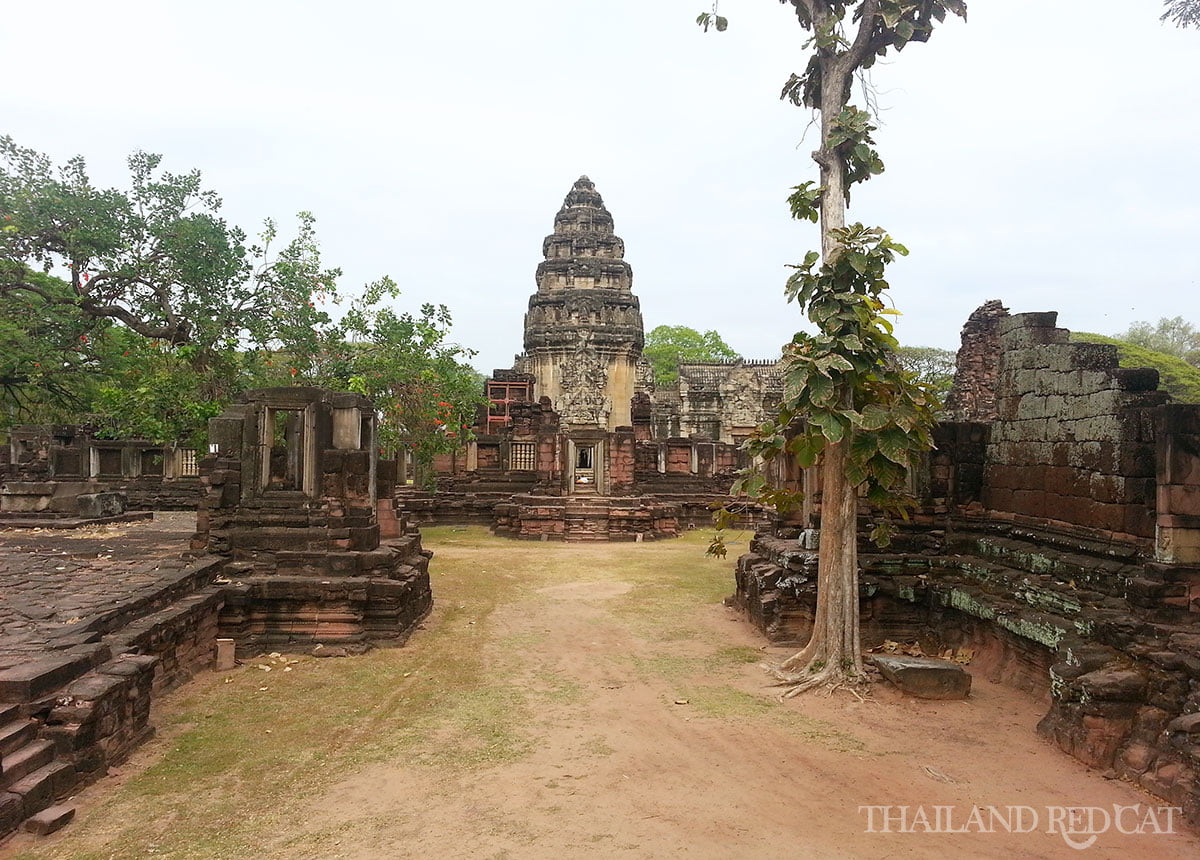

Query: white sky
(3, 1), (1197, 375)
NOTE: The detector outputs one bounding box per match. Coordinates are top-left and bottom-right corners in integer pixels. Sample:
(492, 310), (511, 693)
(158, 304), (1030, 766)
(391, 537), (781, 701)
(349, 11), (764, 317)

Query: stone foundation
(731, 516), (1200, 827)
(193, 388), (434, 651)
(0, 556), (229, 838)
(493, 494), (680, 541)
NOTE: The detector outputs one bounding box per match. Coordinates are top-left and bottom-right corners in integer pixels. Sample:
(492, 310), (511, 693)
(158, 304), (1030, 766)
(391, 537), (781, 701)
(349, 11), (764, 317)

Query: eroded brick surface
(0, 513), (202, 666)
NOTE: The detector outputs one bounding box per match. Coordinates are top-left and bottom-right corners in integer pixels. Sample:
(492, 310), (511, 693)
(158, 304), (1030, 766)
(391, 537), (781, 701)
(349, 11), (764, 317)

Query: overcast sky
(4, 1), (1197, 375)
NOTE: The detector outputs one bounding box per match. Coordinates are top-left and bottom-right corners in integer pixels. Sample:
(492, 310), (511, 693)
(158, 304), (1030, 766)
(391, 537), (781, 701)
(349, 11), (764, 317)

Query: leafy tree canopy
(1116, 316), (1200, 366)
(894, 344), (956, 405)
(1163, 0), (1200, 28)
(0, 270), (108, 419)
(1, 138), (482, 463)
(334, 278), (484, 482)
(0, 136), (337, 360)
(644, 324), (740, 387)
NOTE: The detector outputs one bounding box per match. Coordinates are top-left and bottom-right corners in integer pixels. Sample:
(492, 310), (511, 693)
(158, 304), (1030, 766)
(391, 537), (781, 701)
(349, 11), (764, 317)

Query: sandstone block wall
(983, 312), (1167, 538)
(1157, 405), (1200, 564)
(607, 428), (636, 494)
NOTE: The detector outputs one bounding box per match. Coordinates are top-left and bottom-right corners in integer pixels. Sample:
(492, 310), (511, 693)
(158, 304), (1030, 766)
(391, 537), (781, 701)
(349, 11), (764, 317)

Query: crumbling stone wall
(607, 428), (636, 494)
(1157, 404), (1200, 564)
(1, 426), (204, 510)
(945, 300), (1008, 422)
(194, 388), (432, 649)
(983, 312), (1167, 538)
(732, 304), (1200, 827)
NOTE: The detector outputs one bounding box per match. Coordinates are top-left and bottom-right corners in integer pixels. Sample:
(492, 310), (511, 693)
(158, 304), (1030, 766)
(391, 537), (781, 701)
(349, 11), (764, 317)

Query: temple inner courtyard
(2, 518), (1197, 859)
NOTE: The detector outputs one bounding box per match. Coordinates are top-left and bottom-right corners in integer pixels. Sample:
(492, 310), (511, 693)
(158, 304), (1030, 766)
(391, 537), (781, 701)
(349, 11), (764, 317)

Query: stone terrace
(0, 514), (227, 835)
(0, 513), (208, 664)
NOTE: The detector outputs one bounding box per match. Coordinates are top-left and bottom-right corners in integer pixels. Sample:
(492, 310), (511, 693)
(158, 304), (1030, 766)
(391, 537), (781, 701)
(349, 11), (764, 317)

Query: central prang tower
(518, 176), (647, 431)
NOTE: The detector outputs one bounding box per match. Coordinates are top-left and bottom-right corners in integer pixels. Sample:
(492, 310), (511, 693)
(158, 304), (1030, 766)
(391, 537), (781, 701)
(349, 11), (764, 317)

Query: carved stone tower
(519, 176), (646, 431)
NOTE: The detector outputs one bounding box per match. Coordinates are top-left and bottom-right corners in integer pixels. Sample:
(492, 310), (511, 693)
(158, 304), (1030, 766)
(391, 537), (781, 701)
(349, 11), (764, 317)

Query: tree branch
(75, 294), (177, 340)
(841, 0), (880, 73)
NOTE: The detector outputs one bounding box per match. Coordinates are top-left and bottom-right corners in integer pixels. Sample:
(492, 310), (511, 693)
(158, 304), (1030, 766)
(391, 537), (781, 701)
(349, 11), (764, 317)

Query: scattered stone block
(8, 761), (75, 816)
(23, 804), (75, 836)
(76, 492), (126, 519)
(215, 638), (236, 670)
(869, 654), (972, 700)
(1166, 713), (1200, 734)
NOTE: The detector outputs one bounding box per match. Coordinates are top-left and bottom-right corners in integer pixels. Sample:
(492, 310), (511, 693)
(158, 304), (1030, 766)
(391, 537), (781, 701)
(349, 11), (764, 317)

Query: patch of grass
(626, 653), (708, 680)
(625, 646), (764, 682)
(12, 526), (539, 860)
(581, 735), (616, 757)
(672, 685), (865, 752)
(528, 669), (586, 705)
(1072, 332), (1200, 402)
(712, 645), (764, 666)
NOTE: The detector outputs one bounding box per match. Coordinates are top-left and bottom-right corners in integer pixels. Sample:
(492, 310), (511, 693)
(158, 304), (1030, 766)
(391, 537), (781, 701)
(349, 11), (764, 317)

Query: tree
(895, 345), (956, 405)
(706, 1), (963, 697)
(1, 137), (486, 455)
(0, 137), (338, 361)
(1163, 0), (1200, 27)
(335, 278), (485, 487)
(0, 137), (353, 446)
(644, 324), (741, 386)
(0, 271), (107, 423)
(1117, 316), (1200, 366)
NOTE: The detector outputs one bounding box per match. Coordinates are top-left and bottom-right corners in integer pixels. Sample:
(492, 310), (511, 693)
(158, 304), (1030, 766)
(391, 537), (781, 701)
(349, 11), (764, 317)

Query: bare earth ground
(4, 524), (1200, 859)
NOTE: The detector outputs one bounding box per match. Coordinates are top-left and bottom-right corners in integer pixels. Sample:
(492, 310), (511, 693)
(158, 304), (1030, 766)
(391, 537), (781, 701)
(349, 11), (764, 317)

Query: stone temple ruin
(733, 303), (1200, 828)
(0, 386), (430, 836)
(3, 180), (1200, 836)
(194, 388), (432, 647)
(402, 177), (782, 539)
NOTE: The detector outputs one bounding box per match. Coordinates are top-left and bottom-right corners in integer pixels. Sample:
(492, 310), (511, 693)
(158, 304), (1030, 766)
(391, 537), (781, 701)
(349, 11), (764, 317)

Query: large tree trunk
(772, 28), (865, 695)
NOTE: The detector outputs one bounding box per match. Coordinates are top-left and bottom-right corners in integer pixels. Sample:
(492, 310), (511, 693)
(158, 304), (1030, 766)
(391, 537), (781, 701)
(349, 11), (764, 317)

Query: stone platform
(0, 511), (153, 531)
(732, 516), (1200, 828)
(492, 494), (680, 541)
(0, 503), (434, 838)
(0, 513), (228, 836)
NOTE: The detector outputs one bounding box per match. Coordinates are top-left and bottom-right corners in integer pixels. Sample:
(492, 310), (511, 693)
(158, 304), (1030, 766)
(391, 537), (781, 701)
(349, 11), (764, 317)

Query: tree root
(763, 655), (869, 701)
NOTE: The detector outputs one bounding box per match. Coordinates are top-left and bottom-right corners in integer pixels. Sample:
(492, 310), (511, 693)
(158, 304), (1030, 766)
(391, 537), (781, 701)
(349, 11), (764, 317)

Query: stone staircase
(562, 497), (613, 541)
(0, 556), (229, 839)
(0, 703), (75, 834)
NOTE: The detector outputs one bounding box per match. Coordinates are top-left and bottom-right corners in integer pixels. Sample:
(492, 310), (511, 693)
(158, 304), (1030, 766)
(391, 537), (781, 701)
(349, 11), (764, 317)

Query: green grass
(1072, 332), (1200, 402)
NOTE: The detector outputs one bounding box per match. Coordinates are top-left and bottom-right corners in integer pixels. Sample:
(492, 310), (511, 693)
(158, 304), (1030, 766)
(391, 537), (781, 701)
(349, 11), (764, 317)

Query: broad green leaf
(858, 403), (891, 430)
(813, 410), (846, 443)
(877, 427), (910, 465)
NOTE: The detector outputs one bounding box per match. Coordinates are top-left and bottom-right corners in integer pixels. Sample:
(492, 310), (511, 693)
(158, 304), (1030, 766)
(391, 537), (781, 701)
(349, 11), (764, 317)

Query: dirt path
(5, 527), (1199, 859)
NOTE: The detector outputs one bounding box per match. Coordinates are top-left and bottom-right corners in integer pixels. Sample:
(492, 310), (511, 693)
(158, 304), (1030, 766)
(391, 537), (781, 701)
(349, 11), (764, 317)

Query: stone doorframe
(566, 434), (606, 495)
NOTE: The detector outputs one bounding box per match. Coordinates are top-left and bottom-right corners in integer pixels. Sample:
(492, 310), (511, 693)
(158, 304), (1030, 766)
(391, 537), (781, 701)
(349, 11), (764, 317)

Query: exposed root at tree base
(762, 659), (870, 701)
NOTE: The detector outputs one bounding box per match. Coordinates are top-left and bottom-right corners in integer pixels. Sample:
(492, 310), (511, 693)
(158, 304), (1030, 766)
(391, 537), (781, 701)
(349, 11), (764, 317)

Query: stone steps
(0, 739), (54, 788)
(0, 719), (38, 758)
(6, 761), (76, 820)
